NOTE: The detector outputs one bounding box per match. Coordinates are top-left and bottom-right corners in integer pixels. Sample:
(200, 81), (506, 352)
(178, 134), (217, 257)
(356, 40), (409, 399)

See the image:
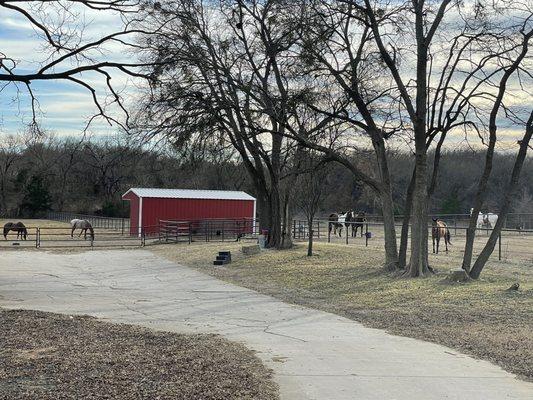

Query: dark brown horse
(352, 211), (366, 237)
(328, 213), (344, 237)
(3, 222), (28, 240)
(432, 218), (451, 254)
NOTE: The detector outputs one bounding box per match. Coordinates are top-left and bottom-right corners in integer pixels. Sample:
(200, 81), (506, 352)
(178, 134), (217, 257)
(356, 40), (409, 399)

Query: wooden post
(317, 221), (320, 239)
(328, 222), (331, 243)
(365, 223), (369, 247)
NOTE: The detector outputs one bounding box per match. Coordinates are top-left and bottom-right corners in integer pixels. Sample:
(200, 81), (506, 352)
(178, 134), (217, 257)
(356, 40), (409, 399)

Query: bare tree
(294, 153), (329, 256)
(134, 0), (310, 248)
(0, 0), (158, 130)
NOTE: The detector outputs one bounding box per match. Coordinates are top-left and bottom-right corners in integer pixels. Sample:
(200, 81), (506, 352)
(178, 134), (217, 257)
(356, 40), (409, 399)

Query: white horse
(470, 209), (498, 229)
(70, 219), (95, 240)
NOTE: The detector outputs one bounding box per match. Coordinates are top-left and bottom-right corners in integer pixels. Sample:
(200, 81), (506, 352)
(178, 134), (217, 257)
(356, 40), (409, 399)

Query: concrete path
(1, 250), (531, 400)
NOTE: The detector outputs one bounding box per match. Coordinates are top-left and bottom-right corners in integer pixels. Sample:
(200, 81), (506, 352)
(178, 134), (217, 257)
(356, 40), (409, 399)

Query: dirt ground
(153, 240), (533, 381)
(0, 309), (278, 400)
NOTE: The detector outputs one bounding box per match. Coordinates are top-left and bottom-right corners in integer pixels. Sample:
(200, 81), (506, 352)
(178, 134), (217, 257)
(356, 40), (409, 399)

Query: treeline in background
(1, 135), (531, 219)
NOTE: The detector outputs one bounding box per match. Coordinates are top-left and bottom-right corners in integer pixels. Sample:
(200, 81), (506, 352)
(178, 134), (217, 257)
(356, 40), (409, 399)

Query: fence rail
(2, 213), (532, 262)
(292, 218), (533, 262)
(158, 218), (260, 243)
(323, 212), (533, 230)
(47, 211), (130, 234)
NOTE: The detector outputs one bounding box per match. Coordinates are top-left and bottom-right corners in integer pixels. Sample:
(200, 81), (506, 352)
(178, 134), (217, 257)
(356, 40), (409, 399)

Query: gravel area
(0, 309), (278, 400)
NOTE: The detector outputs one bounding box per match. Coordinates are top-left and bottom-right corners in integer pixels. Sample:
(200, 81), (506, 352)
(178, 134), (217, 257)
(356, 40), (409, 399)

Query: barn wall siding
(122, 192), (140, 236)
(141, 198), (255, 234)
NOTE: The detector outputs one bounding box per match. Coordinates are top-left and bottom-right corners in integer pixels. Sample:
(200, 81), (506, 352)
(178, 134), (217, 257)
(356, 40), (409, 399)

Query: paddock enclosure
(1, 213), (532, 266)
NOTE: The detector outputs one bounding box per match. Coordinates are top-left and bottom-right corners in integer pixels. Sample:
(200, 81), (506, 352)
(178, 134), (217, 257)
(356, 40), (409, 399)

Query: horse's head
(432, 218), (439, 224)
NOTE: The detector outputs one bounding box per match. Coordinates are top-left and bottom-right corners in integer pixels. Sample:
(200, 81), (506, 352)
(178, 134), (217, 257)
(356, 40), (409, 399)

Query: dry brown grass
(0, 309), (278, 400)
(153, 240), (533, 381)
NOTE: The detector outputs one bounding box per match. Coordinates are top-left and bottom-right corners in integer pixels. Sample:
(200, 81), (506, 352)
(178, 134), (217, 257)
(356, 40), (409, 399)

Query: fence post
(317, 221), (320, 239)
(35, 227), (39, 248)
(121, 218), (125, 236)
(365, 223), (369, 247)
(328, 222), (331, 243)
(345, 224), (349, 245)
(188, 222), (192, 244)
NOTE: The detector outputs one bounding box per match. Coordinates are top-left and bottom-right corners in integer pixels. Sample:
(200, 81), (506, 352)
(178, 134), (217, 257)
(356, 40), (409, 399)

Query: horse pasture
(153, 241), (533, 381)
(0, 218), (144, 249)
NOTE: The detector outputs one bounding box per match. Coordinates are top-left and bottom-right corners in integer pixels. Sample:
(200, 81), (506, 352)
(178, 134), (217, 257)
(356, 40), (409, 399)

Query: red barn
(122, 188), (256, 236)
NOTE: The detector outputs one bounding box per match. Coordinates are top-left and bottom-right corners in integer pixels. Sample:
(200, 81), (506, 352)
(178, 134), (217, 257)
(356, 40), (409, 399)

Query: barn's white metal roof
(123, 188), (255, 201)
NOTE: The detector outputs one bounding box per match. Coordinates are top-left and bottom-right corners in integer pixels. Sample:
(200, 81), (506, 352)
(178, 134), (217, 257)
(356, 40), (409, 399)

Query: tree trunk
(406, 3), (431, 277)
(380, 188), (399, 271)
(280, 190), (293, 249)
(307, 218), (314, 256)
(268, 183), (283, 248)
(372, 137), (399, 270)
(461, 144), (495, 272)
(470, 113), (533, 278)
(462, 32), (532, 272)
(406, 152), (431, 276)
(399, 168), (416, 268)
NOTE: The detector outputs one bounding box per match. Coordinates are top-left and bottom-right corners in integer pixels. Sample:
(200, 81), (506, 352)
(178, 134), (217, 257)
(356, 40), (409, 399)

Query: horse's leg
(432, 235), (435, 253)
(445, 230), (449, 253)
(71, 226), (75, 238)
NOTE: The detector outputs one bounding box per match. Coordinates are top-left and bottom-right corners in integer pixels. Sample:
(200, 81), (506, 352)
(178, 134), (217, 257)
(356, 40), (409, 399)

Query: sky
(0, 1), (531, 151)
(0, 2), (136, 139)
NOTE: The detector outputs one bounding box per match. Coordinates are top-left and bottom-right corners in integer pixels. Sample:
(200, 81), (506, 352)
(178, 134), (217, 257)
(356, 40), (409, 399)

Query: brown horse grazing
(3, 222), (28, 240)
(432, 218), (451, 254)
(328, 213), (344, 237)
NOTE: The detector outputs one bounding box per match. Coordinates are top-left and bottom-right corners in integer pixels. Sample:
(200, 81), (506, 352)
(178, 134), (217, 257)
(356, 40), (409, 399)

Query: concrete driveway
(1, 249), (531, 399)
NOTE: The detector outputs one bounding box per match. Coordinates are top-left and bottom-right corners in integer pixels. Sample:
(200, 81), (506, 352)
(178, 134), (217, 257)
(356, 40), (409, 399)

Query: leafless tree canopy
(0, 0), (161, 130)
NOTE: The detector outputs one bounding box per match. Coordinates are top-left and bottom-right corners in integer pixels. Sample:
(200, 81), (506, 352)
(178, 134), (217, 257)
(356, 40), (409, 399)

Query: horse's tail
(446, 228), (451, 244)
(3, 227), (7, 239)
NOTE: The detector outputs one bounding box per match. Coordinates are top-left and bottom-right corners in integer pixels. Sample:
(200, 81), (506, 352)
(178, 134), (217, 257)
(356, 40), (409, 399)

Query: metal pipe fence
(47, 211), (130, 234)
(158, 218), (260, 243)
(292, 218), (533, 262)
(332, 212), (533, 230)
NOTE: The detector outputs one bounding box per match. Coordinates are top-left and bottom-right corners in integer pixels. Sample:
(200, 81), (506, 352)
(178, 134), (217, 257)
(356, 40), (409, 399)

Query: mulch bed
(0, 309), (278, 400)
